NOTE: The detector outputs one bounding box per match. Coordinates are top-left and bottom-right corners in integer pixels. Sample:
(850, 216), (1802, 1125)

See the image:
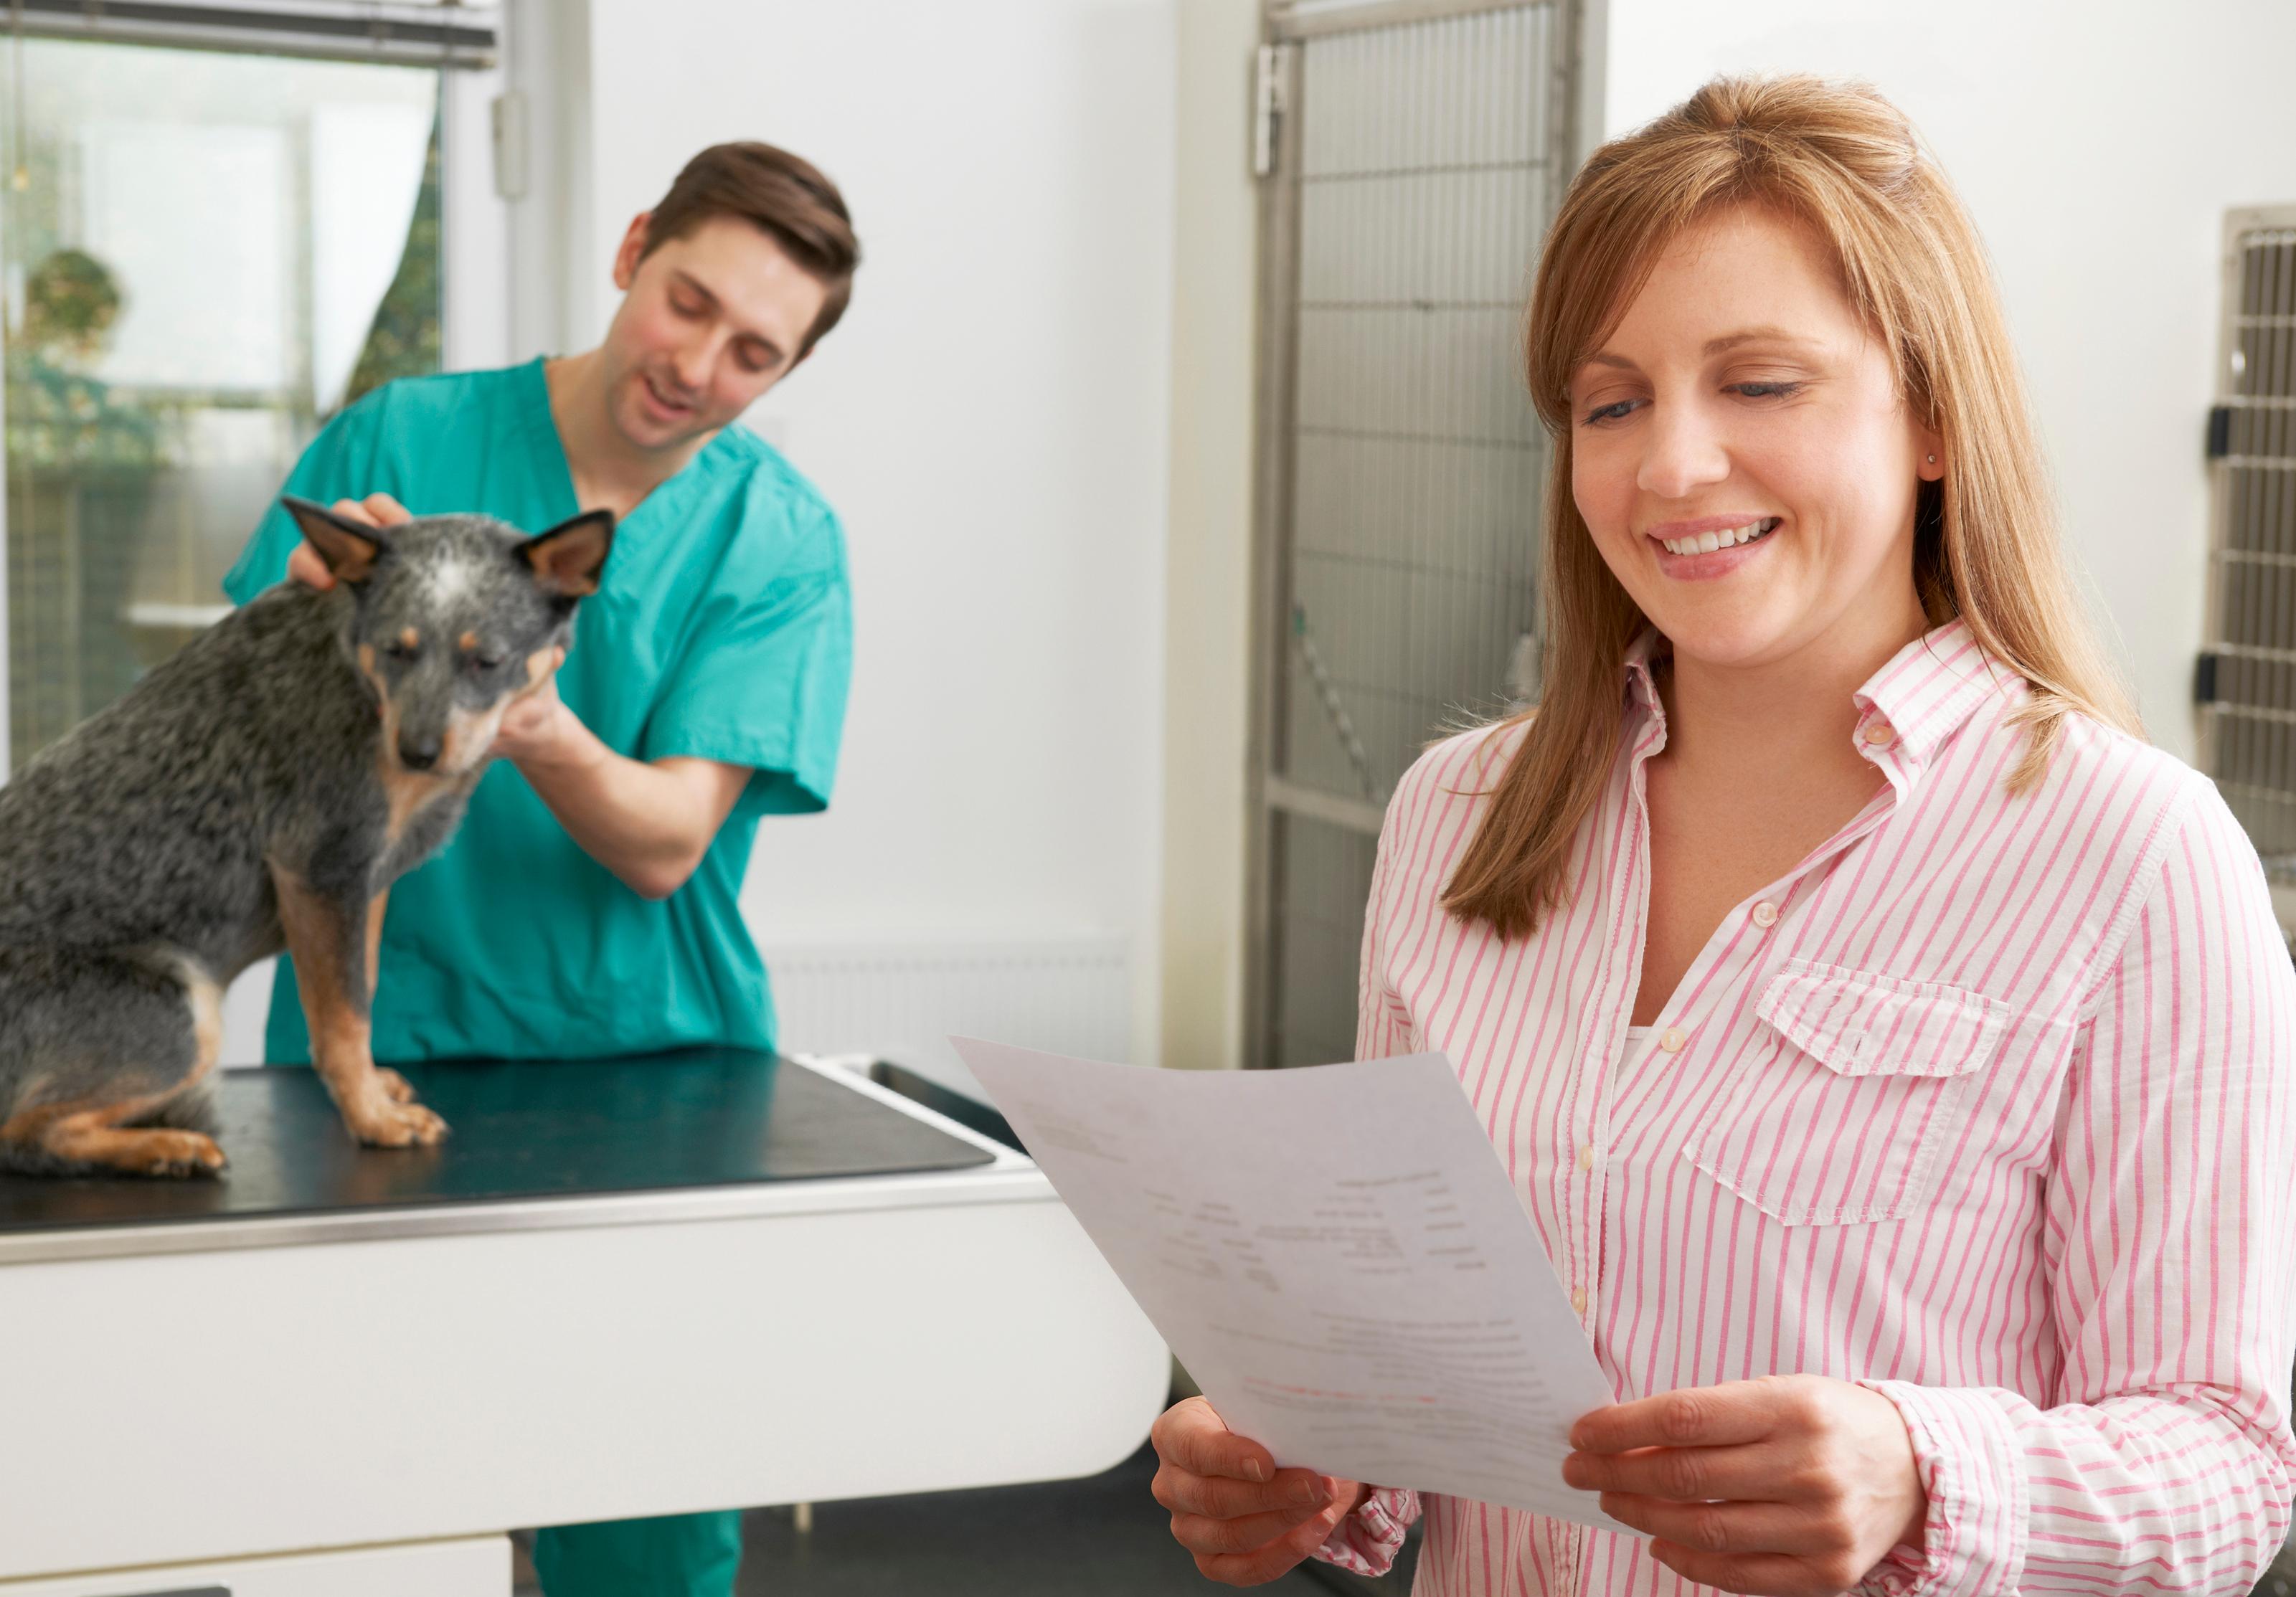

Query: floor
(511, 1442), (1414, 1596)
(505, 1450), (2296, 1596)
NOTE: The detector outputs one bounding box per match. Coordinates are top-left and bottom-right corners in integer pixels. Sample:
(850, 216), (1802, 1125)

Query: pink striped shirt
(1319, 620), (2296, 1595)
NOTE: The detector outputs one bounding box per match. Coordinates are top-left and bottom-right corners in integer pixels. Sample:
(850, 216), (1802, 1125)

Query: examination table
(0, 1051), (1168, 1595)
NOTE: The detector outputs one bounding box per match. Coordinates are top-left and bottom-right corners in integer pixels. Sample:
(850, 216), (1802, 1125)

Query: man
(224, 141), (859, 1597)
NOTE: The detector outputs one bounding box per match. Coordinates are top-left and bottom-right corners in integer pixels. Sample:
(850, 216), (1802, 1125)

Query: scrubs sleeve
(220, 389), (392, 605)
(641, 497), (854, 815)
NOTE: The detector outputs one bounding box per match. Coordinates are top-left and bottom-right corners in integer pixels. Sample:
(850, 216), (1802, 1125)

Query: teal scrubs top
(223, 358), (853, 1064)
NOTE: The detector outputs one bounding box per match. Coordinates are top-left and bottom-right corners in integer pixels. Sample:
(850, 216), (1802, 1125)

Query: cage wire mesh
(2204, 216), (2296, 942)
(1265, 2), (1559, 1068)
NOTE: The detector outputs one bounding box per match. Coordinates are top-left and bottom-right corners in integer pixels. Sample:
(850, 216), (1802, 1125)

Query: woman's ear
(281, 496), (389, 583)
(519, 508), (617, 598)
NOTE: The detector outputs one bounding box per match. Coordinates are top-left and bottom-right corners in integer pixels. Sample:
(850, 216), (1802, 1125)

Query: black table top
(0, 1050), (997, 1236)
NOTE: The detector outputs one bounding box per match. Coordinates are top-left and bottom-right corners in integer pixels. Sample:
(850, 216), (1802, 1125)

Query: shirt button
(1659, 1026), (1688, 1053)
(1751, 900), (1779, 929)
(1578, 1143), (1598, 1171)
(1570, 1286), (1589, 1314)
(1863, 720), (1896, 747)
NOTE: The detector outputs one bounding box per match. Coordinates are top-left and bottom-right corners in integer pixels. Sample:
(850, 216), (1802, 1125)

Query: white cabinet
(0, 1536), (508, 1596)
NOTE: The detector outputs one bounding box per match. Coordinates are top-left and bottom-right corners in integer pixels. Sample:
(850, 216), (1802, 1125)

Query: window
(0, 2), (505, 775)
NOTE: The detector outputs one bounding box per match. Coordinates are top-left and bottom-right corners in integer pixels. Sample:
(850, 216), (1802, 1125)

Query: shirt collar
(1620, 615), (2005, 773)
(1851, 617), (2004, 769)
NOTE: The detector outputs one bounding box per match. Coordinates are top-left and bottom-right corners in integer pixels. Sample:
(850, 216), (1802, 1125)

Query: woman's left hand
(1562, 1374), (1925, 1596)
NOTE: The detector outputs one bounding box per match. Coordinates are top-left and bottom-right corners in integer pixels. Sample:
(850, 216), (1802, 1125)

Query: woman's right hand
(1149, 1395), (1366, 1585)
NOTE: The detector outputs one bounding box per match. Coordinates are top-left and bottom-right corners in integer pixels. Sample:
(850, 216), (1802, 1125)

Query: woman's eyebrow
(1579, 326), (1822, 373)
(1701, 326), (1822, 356)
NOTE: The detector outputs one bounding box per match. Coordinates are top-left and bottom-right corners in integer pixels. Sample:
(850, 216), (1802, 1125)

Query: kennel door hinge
(2207, 404), (2233, 460)
(1252, 43), (1290, 178)
(2196, 650), (2221, 707)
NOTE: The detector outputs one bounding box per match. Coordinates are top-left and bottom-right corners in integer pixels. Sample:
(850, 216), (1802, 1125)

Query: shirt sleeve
(220, 392), (391, 605)
(1858, 779), (2296, 1596)
(1313, 767), (1427, 1578)
(638, 495), (854, 815)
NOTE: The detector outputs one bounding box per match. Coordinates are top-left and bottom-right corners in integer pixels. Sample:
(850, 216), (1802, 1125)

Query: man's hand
(1149, 1395), (1364, 1585)
(1562, 1375), (1926, 1595)
(288, 493), (412, 590)
(490, 648), (576, 766)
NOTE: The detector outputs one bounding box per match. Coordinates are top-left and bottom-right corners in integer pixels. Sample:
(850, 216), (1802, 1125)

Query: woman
(1151, 76), (2296, 1596)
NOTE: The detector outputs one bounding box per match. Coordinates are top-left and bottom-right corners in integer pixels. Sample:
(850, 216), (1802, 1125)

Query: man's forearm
(512, 717), (735, 900)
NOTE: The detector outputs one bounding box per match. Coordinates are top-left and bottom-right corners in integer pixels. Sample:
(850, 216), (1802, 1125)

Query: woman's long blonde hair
(1441, 74), (2140, 941)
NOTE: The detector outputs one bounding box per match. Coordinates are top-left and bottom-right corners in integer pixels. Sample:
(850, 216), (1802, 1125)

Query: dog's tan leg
(1, 1096), (226, 1177)
(271, 866), (445, 1147)
(359, 886), (417, 1106)
(0, 953), (230, 1177)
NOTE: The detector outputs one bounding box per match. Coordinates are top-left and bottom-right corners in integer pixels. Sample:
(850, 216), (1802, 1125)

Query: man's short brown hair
(641, 142), (859, 360)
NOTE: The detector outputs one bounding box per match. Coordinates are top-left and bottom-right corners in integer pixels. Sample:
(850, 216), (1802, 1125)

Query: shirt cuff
(1313, 1486), (1419, 1578)
(1855, 1379), (2028, 1596)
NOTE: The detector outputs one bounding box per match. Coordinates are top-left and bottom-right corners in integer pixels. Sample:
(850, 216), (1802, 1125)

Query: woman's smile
(1645, 513), (1782, 579)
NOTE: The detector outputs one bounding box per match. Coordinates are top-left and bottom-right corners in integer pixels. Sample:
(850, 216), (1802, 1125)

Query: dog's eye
(471, 653), (505, 671)
(383, 640), (418, 662)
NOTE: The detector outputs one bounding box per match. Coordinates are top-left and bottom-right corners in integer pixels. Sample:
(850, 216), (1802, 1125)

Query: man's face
(600, 212), (830, 452)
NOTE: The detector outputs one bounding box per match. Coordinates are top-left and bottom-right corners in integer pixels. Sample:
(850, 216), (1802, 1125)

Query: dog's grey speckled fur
(0, 499), (612, 1175)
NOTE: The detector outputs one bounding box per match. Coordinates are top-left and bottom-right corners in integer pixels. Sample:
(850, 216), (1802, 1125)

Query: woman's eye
(1731, 381), (1803, 400)
(1580, 399), (1640, 426)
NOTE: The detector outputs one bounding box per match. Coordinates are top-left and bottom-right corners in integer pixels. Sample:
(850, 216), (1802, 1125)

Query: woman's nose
(1636, 401), (1730, 501)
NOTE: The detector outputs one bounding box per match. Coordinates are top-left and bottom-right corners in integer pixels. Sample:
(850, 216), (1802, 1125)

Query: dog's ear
(517, 508), (616, 600)
(282, 496), (390, 584)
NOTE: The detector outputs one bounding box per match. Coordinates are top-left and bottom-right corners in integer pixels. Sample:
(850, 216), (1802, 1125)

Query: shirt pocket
(1686, 959), (2011, 1226)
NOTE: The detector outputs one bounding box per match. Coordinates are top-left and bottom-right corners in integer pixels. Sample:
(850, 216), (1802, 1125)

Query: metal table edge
(0, 1058), (1049, 1268)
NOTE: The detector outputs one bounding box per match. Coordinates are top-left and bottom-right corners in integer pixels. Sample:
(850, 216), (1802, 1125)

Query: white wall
(1601, 0), (2296, 761)
(582, 1), (1178, 1068)
(1158, 0), (1260, 1073)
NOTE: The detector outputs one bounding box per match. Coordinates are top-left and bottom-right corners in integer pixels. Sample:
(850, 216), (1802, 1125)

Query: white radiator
(759, 934), (1133, 1099)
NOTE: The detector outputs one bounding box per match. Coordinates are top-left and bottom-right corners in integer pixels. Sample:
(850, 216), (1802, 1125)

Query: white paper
(950, 1038), (1632, 1535)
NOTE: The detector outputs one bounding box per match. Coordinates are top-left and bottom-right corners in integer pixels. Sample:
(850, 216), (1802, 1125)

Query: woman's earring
(1927, 453), (1937, 464)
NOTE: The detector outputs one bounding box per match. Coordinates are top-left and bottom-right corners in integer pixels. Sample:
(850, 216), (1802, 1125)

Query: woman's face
(1567, 204), (1941, 673)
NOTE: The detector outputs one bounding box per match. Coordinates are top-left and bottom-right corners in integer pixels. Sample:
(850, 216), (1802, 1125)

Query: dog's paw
(373, 1066), (417, 1105)
(346, 1096), (449, 1149)
(133, 1129), (229, 1178)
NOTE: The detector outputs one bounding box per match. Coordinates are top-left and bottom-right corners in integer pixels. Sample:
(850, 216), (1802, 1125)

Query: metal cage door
(2198, 206), (2296, 944)
(1246, 0), (1580, 1069)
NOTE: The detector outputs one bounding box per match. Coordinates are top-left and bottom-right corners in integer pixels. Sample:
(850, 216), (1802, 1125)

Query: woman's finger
(328, 497), (384, 529)
(1153, 1396), (1277, 1482)
(1168, 1496), (1331, 1559)
(1193, 1489), (1353, 1586)
(1596, 1492), (1836, 1558)
(1564, 1439), (1806, 1502)
(1156, 1463), (1331, 1520)
(1571, 1378), (1794, 1454)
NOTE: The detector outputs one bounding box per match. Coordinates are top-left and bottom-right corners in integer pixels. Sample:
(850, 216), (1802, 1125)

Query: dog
(0, 496), (614, 1177)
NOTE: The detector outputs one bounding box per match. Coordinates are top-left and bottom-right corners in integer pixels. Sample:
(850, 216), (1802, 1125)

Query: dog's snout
(397, 735), (443, 772)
